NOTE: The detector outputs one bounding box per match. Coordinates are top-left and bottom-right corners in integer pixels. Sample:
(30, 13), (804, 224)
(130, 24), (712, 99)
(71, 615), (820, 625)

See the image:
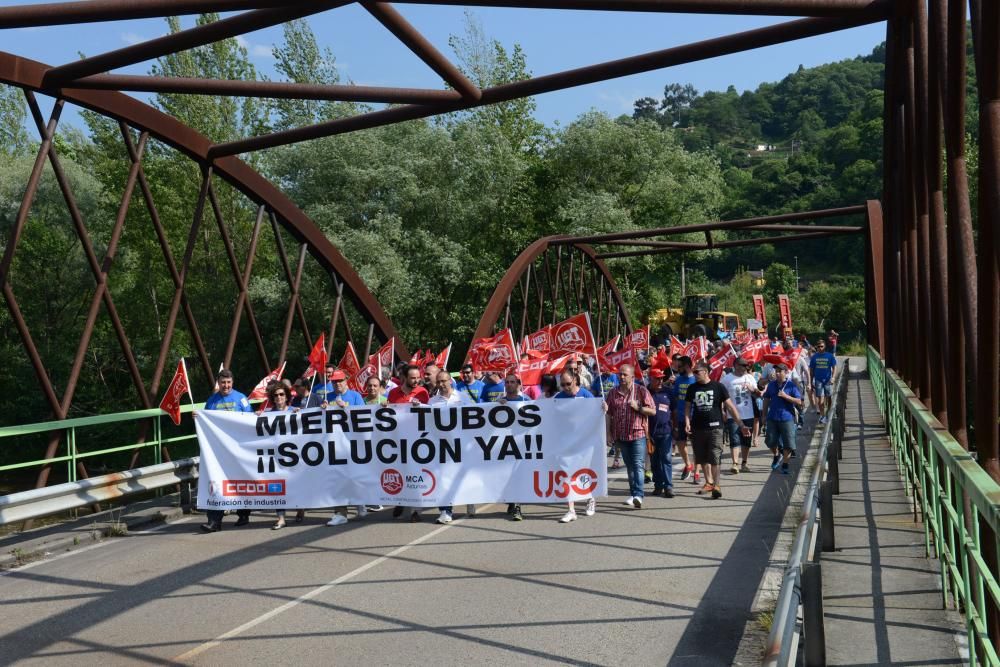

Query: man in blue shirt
(671, 356), (698, 483)
(761, 364), (804, 475)
(590, 369), (620, 398)
(456, 363), (485, 402)
(808, 339), (837, 424)
(317, 369), (365, 408)
(478, 370), (506, 403)
(309, 363), (337, 407)
(201, 369), (254, 533)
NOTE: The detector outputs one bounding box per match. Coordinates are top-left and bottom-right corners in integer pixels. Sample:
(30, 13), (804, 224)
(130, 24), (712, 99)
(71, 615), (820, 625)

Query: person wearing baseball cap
(647, 368), (675, 498)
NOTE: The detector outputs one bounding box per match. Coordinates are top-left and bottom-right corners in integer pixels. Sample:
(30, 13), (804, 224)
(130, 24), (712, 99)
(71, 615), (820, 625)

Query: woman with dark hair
(539, 374), (558, 399)
(267, 384), (304, 530)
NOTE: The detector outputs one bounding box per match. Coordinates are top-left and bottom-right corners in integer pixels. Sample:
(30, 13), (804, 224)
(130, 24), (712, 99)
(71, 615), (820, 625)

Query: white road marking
(173, 507), (493, 663)
(1, 518), (193, 575)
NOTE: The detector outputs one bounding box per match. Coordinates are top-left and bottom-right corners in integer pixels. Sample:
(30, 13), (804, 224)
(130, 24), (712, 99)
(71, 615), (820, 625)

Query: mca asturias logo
(221, 480), (286, 496)
(381, 468), (437, 496)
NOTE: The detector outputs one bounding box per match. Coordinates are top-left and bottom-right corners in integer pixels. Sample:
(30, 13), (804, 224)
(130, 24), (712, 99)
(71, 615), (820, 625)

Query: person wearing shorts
(722, 358), (760, 473)
(685, 361), (748, 499)
(761, 364), (803, 475)
(809, 340), (837, 423)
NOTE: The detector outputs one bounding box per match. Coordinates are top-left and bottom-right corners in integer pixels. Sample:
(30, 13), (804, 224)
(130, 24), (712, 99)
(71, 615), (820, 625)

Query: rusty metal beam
(0, 0), (289, 28)
(209, 13), (886, 156)
(70, 74), (467, 105)
(596, 230), (845, 258)
(390, 0), (894, 16)
(41, 1), (348, 86)
(361, 1), (481, 102)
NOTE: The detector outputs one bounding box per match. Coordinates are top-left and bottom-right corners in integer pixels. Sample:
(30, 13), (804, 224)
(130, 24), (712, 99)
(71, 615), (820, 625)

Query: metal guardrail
(0, 402), (205, 486)
(868, 346), (1000, 667)
(764, 358), (850, 667)
(0, 457), (198, 525)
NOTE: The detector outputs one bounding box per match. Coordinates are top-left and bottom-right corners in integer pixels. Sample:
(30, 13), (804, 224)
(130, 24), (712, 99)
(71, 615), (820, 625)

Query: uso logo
(553, 322), (586, 351)
(381, 469), (404, 495)
(532, 468), (599, 498)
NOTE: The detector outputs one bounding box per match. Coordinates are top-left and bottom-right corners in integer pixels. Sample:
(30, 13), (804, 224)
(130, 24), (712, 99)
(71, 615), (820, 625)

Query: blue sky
(2, 3), (887, 130)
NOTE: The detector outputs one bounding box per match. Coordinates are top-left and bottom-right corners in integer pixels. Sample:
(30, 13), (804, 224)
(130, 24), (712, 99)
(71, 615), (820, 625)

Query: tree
(0, 84), (31, 157)
(271, 18), (351, 130)
(764, 262), (797, 304)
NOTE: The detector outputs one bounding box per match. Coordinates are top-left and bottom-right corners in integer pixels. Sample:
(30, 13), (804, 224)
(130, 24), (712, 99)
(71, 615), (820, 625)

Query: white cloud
(121, 32), (145, 46)
(597, 89), (640, 112)
(236, 35), (274, 59)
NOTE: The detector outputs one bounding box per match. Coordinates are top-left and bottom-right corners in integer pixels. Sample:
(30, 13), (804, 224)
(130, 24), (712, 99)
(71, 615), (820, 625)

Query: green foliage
(0, 84), (31, 157)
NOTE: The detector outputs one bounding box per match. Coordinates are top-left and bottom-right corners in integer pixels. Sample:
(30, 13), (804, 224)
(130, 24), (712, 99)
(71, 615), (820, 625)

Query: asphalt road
(0, 436), (811, 666)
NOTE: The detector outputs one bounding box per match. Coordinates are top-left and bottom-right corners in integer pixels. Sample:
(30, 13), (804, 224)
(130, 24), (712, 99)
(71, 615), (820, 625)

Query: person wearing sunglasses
(429, 370), (472, 524)
(455, 363), (484, 402)
(267, 385), (305, 530)
(554, 370), (597, 523)
(684, 361), (747, 500)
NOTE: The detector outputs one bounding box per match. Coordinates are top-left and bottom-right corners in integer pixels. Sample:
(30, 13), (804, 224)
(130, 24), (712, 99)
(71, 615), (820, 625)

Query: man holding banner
(199, 369), (254, 533)
(605, 364), (655, 509)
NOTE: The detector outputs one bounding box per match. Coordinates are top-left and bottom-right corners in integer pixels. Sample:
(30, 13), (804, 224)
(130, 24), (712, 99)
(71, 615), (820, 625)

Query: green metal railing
(868, 346), (1000, 666)
(0, 403), (204, 489)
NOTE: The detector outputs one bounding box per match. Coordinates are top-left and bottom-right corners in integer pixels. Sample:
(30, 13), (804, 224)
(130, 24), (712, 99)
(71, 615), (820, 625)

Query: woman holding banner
(267, 384), (305, 530)
(554, 370), (598, 523)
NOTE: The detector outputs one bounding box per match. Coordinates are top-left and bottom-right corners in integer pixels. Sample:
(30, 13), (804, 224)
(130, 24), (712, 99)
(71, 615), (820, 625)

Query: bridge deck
(822, 364), (966, 665)
(0, 414), (821, 665)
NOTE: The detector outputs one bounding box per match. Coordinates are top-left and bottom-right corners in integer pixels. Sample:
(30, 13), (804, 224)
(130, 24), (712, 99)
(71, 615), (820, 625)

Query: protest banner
(195, 398), (608, 508)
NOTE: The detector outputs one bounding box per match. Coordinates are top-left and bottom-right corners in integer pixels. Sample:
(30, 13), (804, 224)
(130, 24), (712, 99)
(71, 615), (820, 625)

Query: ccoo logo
(381, 469), (403, 495)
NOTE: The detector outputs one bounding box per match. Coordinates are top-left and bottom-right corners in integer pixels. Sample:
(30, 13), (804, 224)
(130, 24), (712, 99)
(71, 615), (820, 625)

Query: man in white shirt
(429, 370), (471, 523)
(722, 358), (761, 473)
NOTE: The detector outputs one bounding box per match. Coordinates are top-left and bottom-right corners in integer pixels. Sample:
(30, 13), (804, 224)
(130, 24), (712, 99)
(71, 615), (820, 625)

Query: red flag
(158, 359), (191, 426)
(337, 342), (363, 392)
(468, 329), (518, 371)
(708, 345), (738, 381)
(627, 325), (650, 353)
(435, 343), (452, 371)
(355, 362), (379, 391)
(597, 335), (620, 359)
(550, 312), (597, 356)
(670, 336), (685, 357)
(517, 352), (573, 385)
(524, 325), (553, 354)
(741, 337), (769, 364)
(683, 337), (708, 362)
(784, 347), (803, 369)
(601, 346), (638, 373)
(409, 349), (421, 365)
(305, 333), (327, 380)
(375, 338), (395, 375)
(651, 348), (672, 371)
(249, 363), (286, 401)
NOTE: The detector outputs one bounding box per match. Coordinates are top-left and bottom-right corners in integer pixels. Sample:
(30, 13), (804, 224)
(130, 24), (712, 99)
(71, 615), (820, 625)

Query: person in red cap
(647, 368), (675, 497)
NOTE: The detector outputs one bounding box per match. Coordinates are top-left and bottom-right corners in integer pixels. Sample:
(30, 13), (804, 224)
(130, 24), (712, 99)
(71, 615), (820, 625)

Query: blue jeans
(651, 432), (673, 490)
(617, 438), (647, 499)
(765, 419), (797, 452)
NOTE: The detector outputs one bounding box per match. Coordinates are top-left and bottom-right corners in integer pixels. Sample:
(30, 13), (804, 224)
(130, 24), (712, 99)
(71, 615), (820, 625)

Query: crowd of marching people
(194, 320), (840, 534)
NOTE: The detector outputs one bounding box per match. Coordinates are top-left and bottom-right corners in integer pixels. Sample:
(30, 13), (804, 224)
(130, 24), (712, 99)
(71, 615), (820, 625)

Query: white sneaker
(326, 514), (348, 526)
(559, 510), (577, 523)
(466, 504), (476, 516)
(356, 505), (368, 518)
(366, 505), (384, 511)
(633, 497), (642, 509)
(622, 497), (635, 507)
(436, 510), (453, 524)
(585, 497), (597, 516)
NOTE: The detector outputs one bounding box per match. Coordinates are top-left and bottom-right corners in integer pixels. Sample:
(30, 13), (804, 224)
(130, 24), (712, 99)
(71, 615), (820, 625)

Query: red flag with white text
(375, 338), (395, 375)
(670, 336), (686, 357)
(550, 312), (597, 356)
(601, 346), (638, 373)
(517, 353), (573, 386)
(740, 337), (770, 364)
(627, 326), (650, 354)
(708, 345), (738, 381)
(524, 325), (553, 354)
(158, 359), (191, 426)
(468, 329), (518, 371)
(338, 342), (363, 392)
(683, 337), (708, 362)
(597, 336), (620, 359)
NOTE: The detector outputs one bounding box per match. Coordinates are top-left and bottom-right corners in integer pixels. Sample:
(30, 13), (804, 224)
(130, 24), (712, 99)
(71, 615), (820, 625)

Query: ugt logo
(381, 469), (403, 495)
(554, 324), (585, 351)
(533, 468), (598, 498)
(487, 346), (512, 364)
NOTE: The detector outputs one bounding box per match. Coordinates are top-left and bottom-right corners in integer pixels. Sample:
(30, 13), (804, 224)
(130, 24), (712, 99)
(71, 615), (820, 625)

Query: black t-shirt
(685, 381), (730, 430)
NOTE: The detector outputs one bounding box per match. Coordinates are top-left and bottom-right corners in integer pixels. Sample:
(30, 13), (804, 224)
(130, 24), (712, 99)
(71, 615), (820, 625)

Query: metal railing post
(820, 480), (835, 552)
(802, 561), (827, 667)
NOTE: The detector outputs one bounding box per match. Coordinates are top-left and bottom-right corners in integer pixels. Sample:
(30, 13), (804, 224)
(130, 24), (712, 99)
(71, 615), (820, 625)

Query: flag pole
(181, 357), (196, 410)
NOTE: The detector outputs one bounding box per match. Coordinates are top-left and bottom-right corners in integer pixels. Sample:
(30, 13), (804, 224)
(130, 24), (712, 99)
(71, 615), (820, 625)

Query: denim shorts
(813, 379), (832, 397)
(726, 418), (754, 449)
(765, 419), (797, 451)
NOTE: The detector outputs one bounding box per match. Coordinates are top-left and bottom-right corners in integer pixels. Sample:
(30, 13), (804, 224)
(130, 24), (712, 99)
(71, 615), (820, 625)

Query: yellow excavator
(650, 294), (743, 342)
